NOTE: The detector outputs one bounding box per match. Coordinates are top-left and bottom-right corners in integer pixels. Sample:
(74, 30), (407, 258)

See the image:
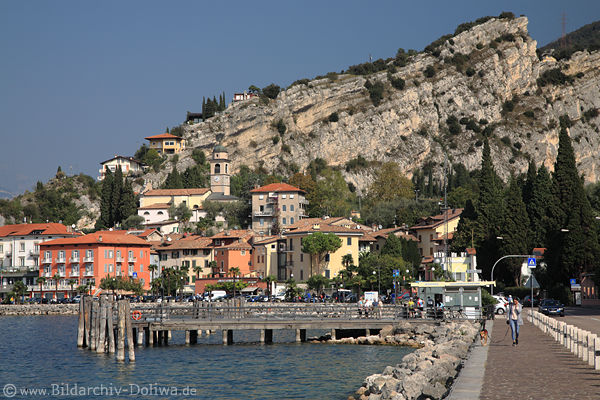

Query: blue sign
(570, 278), (577, 285)
(393, 269), (400, 277)
(527, 257), (537, 268)
(133, 272), (138, 279)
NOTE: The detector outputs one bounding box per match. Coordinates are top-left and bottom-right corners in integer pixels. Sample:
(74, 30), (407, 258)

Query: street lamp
(490, 255), (532, 295)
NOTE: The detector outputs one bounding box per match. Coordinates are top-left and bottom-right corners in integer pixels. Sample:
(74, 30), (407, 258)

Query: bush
(276, 119), (286, 135)
(191, 148), (206, 165)
(446, 115), (461, 135)
(559, 114), (572, 129)
(388, 72), (405, 90)
(289, 78), (309, 88)
(514, 142), (522, 150)
(249, 140), (258, 148)
(500, 136), (511, 146)
(424, 65), (436, 78)
(523, 110), (535, 119)
(459, 117), (470, 125)
(272, 136), (280, 144)
(466, 119), (481, 133)
(537, 68), (574, 87)
(476, 42), (484, 50)
(364, 80), (384, 106)
(478, 70), (485, 78)
(345, 155), (368, 172)
(502, 99), (515, 114)
(328, 112), (339, 123)
(482, 124), (495, 136)
(465, 67), (475, 77)
(262, 83), (281, 99)
(281, 144), (291, 153)
(171, 154), (179, 164)
(583, 108), (599, 122)
(479, 118), (488, 125)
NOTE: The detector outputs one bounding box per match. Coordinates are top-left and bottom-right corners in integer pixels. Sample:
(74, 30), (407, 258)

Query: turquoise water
(0, 316), (412, 399)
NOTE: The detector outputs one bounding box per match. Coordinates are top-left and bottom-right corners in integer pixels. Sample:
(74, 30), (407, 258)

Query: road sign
(570, 278), (577, 285)
(393, 269), (400, 277)
(527, 257), (537, 268)
(133, 272), (138, 279)
(466, 269), (482, 274)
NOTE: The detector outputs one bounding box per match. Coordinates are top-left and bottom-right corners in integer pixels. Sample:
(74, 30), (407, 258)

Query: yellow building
(252, 236), (280, 278)
(144, 132), (186, 155)
(410, 208), (463, 259)
(284, 219), (363, 281)
(139, 188), (212, 210)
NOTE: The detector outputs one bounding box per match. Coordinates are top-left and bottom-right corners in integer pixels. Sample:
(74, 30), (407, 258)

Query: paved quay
(479, 316), (600, 400)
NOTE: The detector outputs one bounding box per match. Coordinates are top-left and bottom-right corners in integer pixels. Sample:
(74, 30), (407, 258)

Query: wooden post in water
(84, 297), (91, 347)
(125, 301), (135, 362)
(107, 297), (115, 353)
(137, 327), (144, 347)
(96, 296), (107, 353)
(77, 296), (85, 347)
(116, 300), (126, 361)
(89, 301), (98, 351)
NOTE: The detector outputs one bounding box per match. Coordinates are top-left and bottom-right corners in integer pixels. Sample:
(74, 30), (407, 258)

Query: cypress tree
(111, 166), (124, 226)
(499, 177), (531, 286)
(163, 165), (183, 189)
(202, 97), (206, 120)
(451, 198), (480, 252)
(119, 180), (137, 223)
(522, 160), (536, 206)
(97, 169), (114, 229)
(527, 165), (552, 248)
(381, 233), (403, 257)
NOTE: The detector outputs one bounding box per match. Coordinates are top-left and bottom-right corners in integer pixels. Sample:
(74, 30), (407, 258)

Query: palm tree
(12, 281), (28, 304)
(148, 264), (158, 280)
(229, 267), (241, 298)
(52, 273), (61, 300)
(68, 279), (77, 299)
(179, 264), (190, 300)
(262, 275), (276, 298)
(193, 264), (203, 279)
(37, 277), (46, 301)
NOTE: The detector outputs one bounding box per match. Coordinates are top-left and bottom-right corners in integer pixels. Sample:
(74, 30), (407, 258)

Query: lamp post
(490, 255), (532, 295)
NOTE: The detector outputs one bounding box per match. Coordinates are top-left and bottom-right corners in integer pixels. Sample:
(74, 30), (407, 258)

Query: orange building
(144, 132), (185, 155)
(38, 231), (152, 299)
(210, 230), (255, 278)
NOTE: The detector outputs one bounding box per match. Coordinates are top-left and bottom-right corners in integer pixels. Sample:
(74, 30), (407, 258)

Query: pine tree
(111, 166), (124, 225)
(499, 177), (531, 286)
(202, 96), (206, 119)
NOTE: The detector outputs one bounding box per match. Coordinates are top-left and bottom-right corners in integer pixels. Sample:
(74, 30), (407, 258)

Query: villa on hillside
(98, 155), (146, 181)
(144, 132), (186, 155)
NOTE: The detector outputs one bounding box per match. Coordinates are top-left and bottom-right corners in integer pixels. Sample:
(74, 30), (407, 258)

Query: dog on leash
(480, 328), (489, 346)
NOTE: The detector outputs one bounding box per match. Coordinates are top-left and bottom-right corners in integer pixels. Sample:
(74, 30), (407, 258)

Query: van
(208, 290), (227, 301)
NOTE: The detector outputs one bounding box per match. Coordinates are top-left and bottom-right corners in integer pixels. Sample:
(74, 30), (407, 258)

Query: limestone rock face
(140, 16), (600, 195)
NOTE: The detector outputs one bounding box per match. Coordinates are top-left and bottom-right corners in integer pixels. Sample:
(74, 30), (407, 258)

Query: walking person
(508, 297), (523, 345)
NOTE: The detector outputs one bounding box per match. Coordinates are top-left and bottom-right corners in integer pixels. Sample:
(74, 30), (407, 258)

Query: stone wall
(0, 304), (79, 316)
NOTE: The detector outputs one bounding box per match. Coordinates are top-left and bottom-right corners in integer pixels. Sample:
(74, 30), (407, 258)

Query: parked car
(492, 295), (509, 315)
(538, 299), (565, 316)
(522, 295), (540, 307)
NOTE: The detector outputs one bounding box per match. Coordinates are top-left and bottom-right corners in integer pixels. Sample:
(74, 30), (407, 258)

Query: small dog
(480, 328), (489, 346)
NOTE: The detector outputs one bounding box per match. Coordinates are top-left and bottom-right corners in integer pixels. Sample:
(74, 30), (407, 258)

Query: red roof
(0, 223), (73, 237)
(250, 183), (305, 193)
(144, 133), (183, 140)
(40, 231), (151, 247)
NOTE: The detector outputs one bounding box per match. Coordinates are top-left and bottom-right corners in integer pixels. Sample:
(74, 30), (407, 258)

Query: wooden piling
(190, 330), (198, 344)
(89, 301), (98, 351)
(77, 296), (85, 347)
(96, 296), (107, 353)
(148, 328), (154, 346)
(137, 327), (144, 347)
(116, 300), (126, 361)
(107, 299), (115, 353)
(84, 297), (91, 346)
(125, 301), (135, 362)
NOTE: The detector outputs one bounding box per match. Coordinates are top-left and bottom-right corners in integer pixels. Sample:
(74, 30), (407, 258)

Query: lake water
(0, 316), (412, 399)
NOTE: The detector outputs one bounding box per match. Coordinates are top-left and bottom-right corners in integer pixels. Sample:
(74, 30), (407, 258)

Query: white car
(493, 295), (509, 315)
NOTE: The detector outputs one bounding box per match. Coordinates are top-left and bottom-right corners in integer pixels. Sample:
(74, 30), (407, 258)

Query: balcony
(84, 270), (94, 277)
(266, 196), (278, 204)
(42, 272), (52, 278)
(116, 256), (124, 263)
(29, 249), (40, 256)
(83, 256), (94, 263)
(70, 256), (80, 263)
(128, 258), (137, 263)
(55, 257), (66, 264)
(57, 271), (66, 278)
(254, 210), (274, 217)
(70, 270), (79, 277)
(42, 257), (52, 264)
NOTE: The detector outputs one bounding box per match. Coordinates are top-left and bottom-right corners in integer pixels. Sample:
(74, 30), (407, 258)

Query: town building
(209, 145), (232, 196)
(0, 223), (78, 300)
(410, 208), (463, 259)
(185, 112), (203, 124)
(144, 132), (186, 155)
(98, 155), (145, 181)
(38, 231), (152, 299)
(282, 218), (364, 281)
(209, 230), (255, 278)
(252, 236), (280, 279)
(153, 236), (213, 293)
(232, 91), (257, 103)
(250, 183), (308, 234)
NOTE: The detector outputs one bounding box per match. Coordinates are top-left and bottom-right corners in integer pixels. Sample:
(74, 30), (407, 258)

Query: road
(547, 305), (600, 335)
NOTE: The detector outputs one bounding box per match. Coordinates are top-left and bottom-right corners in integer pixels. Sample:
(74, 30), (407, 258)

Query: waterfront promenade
(452, 311), (600, 400)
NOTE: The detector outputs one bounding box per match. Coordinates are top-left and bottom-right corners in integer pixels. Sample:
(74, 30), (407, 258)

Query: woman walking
(508, 297), (523, 345)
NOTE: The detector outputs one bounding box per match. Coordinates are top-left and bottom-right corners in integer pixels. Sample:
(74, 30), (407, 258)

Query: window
(290, 217), (294, 224)
(282, 218), (287, 225)
(45, 250), (51, 259)
(128, 250), (134, 259)
(260, 218), (264, 226)
(86, 250), (93, 259)
(300, 253), (303, 262)
(241, 250), (246, 255)
(140, 250), (143, 259)
(288, 238), (293, 251)
(290, 205), (294, 211)
(20, 242), (25, 252)
(58, 250), (65, 260)
(109, 264), (114, 273)
(300, 270), (303, 280)
(72, 250), (79, 259)
(290, 194), (295, 199)
(157, 211), (164, 215)
(143, 211), (150, 215)
(104, 264), (107, 273)
(260, 205), (264, 212)
(160, 253), (168, 261)
(259, 194), (264, 200)
(108, 250), (113, 259)
(171, 251), (179, 258)
(347, 237), (352, 246)
(430, 234), (433, 241)
(282, 194), (287, 199)
(282, 205), (286, 211)
(0, 244), (3, 252)
(19, 257), (25, 266)
(271, 244), (275, 249)
(429, 248), (433, 255)
(325, 270), (330, 279)
(215, 163), (221, 173)
(325, 254), (330, 262)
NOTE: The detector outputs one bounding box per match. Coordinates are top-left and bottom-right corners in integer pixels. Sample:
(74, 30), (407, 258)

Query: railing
(84, 271), (94, 277)
(253, 210), (274, 217)
(529, 309), (600, 370)
(116, 256), (124, 262)
(70, 256), (80, 263)
(70, 271), (80, 277)
(42, 257), (52, 264)
(84, 256), (94, 263)
(56, 257), (66, 264)
(128, 258), (137, 263)
(128, 302), (480, 323)
(29, 249), (40, 256)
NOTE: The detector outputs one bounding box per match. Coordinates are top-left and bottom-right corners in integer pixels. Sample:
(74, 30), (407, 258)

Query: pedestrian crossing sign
(527, 257), (537, 268)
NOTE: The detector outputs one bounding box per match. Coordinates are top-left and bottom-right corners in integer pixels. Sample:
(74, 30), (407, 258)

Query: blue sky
(1, 0), (599, 197)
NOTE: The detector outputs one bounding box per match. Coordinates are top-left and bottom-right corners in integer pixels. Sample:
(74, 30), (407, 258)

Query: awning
(241, 286), (260, 293)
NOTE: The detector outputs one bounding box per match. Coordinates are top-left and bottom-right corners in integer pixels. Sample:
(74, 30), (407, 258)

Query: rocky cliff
(145, 16), (600, 192)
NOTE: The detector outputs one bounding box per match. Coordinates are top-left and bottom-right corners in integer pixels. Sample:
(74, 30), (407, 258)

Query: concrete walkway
(446, 320), (494, 400)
